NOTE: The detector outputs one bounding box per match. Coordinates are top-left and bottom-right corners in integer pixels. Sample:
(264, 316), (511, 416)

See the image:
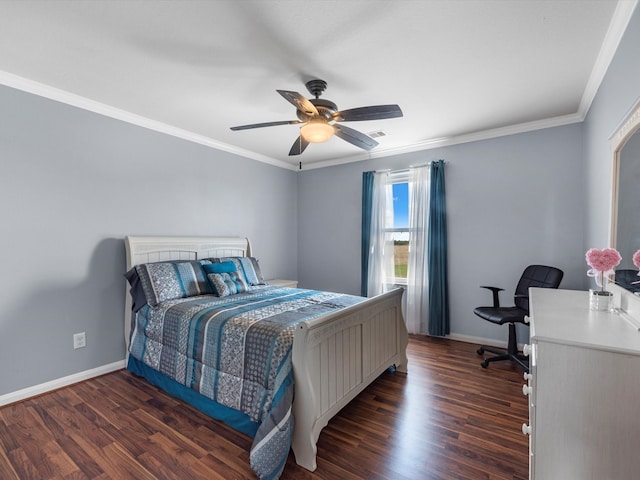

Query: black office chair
(474, 265), (563, 372)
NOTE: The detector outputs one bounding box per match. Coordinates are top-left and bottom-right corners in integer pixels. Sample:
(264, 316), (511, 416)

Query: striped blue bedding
(127, 285), (365, 479)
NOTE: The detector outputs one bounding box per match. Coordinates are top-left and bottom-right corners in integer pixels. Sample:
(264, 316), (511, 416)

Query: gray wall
(583, 5), (640, 262)
(297, 125), (585, 342)
(0, 85), (298, 396)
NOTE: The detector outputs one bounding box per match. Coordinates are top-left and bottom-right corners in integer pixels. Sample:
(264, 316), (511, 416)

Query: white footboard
(291, 287), (408, 471)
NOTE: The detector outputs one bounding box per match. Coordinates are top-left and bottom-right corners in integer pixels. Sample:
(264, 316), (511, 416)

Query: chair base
(477, 322), (529, 372)
(476, 345), (529, 372)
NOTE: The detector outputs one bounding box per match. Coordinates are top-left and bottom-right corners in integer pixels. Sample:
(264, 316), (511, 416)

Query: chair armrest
(480, 286), (504, 307)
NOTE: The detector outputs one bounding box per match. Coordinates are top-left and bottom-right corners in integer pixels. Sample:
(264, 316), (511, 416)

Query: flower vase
(589, 289), (612, 311)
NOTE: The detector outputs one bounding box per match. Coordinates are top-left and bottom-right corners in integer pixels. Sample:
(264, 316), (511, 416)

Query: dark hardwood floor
(0, 336), (529, 479)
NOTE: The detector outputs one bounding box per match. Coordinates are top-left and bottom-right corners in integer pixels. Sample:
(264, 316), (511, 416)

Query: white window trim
(386, 171), (410, 285)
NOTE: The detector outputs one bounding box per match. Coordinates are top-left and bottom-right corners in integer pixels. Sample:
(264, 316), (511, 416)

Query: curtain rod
(375, 161), (439, 174)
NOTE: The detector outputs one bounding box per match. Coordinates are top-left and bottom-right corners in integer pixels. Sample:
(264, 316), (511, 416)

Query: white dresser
(525, 288), (640, 480)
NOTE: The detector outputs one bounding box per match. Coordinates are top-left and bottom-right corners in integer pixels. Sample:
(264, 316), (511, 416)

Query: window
(388, 172), (410, 283)
(363, 162), (447, 335)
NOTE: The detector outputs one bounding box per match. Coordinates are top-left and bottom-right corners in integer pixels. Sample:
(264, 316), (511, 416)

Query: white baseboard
(0, 334), (523, 407)
(446, 332), (527, 351)
(0, 360), (126, 407)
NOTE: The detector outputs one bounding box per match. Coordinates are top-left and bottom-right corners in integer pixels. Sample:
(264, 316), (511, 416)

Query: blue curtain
(361, 171), (375, 297)
(428, 160), (450, 336)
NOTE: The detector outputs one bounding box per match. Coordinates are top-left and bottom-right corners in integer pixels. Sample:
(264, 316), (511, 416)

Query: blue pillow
(202, 261), (237, 275)
(219, 257), (264, 286)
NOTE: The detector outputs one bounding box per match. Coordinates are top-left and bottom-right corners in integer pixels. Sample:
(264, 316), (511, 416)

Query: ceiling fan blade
(333, 104), (403, 122)
(230, 120), (302, 131)
(288, 136), (310, 156)
(334, 125), (379, 151)
(277, 90), (319, 117)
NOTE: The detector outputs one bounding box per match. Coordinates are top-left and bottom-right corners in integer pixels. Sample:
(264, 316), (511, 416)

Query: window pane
(394, 238), (409, 278)
(392, 183), (409, 228)
(392, 182), (409, 278)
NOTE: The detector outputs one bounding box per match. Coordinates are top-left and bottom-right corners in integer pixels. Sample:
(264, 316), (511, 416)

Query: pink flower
(634, 250), (640, 269)
(585, 248), (621, 272)
(586, 248), (621, 290)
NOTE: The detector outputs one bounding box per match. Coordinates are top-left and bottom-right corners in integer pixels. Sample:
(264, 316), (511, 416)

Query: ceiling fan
(230, 79), (403, 156)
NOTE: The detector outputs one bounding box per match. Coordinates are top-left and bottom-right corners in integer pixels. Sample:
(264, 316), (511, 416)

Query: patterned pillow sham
(207, 271), (249, 297)
(203, 256), (265, 286)
(135, 260), (213, 307)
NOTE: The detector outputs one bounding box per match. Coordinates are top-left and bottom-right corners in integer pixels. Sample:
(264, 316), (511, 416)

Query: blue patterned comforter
(127, 285), (365, 479)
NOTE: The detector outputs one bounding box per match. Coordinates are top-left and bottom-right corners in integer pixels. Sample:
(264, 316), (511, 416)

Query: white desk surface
(530, 288), (640, 355)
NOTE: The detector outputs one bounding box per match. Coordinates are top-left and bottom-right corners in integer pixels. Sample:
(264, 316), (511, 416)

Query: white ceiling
(0, 1), (636, 170)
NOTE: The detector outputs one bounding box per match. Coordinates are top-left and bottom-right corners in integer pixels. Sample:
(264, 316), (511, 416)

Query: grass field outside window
(394, 240), (409, 279)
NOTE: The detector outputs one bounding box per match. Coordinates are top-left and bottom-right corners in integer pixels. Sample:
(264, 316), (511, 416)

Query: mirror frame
(609, 97), (640, 318)
(610, 97), (640, 249)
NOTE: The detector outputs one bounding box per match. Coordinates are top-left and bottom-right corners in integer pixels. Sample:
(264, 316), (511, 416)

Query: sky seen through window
(392, 182), (409, 241)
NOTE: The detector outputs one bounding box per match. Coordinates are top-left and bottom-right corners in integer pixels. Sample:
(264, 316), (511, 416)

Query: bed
(123, 236), (408, 479)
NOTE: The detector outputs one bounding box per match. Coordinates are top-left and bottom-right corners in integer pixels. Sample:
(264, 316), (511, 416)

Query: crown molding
(301, 112), (584, 171)
(0, 70), (296, 171)
(0, 68), (599, 173)
(578, 0), (639, 117)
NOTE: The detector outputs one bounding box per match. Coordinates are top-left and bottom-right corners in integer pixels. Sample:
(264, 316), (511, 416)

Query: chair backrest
(514, 265), (564, 313)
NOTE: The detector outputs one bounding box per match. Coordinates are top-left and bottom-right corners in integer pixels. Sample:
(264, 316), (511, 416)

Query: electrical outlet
(73, 332), (86, 349)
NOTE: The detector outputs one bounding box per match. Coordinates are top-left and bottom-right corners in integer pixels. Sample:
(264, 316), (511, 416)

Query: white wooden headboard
(123, 236), (252, 354)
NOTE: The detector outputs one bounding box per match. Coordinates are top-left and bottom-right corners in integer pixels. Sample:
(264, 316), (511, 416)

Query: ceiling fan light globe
(301, 120), (334, 143)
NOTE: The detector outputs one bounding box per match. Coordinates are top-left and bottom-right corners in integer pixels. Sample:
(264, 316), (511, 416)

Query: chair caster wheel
(477, 347), (485, 355)
(481, 361), (489, 368)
